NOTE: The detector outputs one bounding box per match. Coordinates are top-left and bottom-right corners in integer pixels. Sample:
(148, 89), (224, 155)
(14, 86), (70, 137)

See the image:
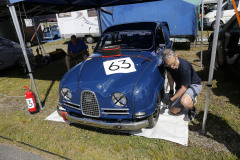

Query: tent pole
(32, 18), (42, 50)
(8, 5), (43, 110)
(32, 18), (47, 56)
(200, 0), (204, 68)
(97, 8), (103, 34)
(201, 0), (223, 133)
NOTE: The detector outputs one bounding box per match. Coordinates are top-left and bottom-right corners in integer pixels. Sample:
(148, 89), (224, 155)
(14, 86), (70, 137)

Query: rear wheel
(86, 36), (95, 43)
(211, 20), (223, 30)
(15, 58), (27, 74)
(148, 93), (162, 128)
(26, 42), (32, 48)
(54, 35), (59, 40)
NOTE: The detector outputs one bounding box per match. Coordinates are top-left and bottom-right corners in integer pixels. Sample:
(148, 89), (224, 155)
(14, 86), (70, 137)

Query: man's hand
(168, 90), (174, 98)
(166, 99), (174, 108)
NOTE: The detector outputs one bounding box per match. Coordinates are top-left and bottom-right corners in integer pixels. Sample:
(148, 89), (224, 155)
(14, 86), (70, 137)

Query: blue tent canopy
(100, 0), (198, 39)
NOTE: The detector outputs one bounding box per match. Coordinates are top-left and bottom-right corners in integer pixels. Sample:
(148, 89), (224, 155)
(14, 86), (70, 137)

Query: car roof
(103, 22), (161, 34)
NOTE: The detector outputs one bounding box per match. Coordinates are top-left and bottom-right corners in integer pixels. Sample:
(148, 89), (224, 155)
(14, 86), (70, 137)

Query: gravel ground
(0, 143), (46, 160)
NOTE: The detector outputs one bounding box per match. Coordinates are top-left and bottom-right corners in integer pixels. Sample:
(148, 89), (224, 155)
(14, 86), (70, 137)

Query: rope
(0, 74), (32, 98)
(0, 93), (24, 98)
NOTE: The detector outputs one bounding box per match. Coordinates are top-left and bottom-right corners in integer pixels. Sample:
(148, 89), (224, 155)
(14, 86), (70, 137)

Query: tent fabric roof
(0, 0), (161, 21)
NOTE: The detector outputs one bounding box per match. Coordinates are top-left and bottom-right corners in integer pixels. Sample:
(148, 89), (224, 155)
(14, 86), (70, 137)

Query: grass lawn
(0, 37), (239, 159)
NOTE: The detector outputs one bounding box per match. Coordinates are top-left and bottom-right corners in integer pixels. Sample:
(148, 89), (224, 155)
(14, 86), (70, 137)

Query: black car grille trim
(63, 100), (81, 110)
(81, 90), (100, 117)
(101, 108), (129, 115)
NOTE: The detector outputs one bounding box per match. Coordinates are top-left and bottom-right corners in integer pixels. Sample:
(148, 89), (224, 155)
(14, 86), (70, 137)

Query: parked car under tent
(0, 0), (229, 133)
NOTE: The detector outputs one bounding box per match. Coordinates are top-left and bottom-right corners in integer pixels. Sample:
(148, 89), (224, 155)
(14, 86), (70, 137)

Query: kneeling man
(162, 49), (202, 121)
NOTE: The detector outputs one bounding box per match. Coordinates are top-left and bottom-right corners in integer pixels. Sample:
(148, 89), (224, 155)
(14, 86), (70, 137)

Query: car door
(223, 19), (240, 65)
(0, 39), (15, 70)
(155, 26), (166, 53)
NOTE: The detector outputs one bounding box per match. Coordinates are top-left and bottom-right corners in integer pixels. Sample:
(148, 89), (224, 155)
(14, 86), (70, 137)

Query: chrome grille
(81, 91), (100, 117)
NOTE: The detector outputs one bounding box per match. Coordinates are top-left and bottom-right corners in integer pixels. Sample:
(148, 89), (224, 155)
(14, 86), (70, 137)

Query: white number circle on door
(103, 57), (136, 75)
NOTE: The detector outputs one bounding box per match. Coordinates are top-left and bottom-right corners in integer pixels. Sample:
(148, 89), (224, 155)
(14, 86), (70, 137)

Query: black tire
(54, 35), (59, 40)
(148, 93), (162, 128)
(211, 20), (223, 30)
(26, 42), (32, 48)
(86, 36), (95, 43)
(15, 58), (27, 74)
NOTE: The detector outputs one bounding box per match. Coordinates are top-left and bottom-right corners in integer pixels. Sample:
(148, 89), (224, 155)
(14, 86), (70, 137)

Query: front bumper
(57, 105), (149, 131)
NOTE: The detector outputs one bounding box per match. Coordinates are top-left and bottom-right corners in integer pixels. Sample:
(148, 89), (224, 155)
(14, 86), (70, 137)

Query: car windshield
(95, 30), (153, 51)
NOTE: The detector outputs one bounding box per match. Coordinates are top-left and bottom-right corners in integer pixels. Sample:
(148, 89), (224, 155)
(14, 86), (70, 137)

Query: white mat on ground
(45, 79), (189, 146)
(45, 106), (188, 146)
(129, 103), (188, 146)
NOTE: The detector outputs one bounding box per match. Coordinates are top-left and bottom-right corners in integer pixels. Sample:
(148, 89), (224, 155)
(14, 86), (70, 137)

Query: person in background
(65, 35), (89, 70)
(162, 49), (202, 121)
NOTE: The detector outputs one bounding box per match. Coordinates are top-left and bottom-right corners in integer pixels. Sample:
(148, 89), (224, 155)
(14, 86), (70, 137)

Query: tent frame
(201, 0), (223, 133)
(5, 0), (228, 134)
(8, 4), (43, 110)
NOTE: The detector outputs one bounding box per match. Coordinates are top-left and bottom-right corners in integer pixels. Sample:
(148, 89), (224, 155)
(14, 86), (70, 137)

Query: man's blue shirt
(166, 57), (201, 90)
(67, 39), (87, 54)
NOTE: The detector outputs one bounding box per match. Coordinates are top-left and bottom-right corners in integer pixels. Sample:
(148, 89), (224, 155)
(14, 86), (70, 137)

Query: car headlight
(61, 88), (72, 100)
(112, 92), (127, 107)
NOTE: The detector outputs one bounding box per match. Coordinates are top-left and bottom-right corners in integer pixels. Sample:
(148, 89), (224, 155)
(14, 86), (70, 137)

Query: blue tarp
(100, 0), (198, 38)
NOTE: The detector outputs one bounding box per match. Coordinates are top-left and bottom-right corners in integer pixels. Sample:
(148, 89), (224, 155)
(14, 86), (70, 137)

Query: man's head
(71, 35), (77, 44)
(162, 49), (179, 69)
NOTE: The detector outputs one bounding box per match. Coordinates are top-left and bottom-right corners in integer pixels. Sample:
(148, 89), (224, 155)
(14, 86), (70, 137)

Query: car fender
(131, 56), (164, 118)
(59, 62), (84, 99)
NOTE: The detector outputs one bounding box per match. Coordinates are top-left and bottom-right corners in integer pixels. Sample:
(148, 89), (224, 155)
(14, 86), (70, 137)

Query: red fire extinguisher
(24, 86), (38, 113)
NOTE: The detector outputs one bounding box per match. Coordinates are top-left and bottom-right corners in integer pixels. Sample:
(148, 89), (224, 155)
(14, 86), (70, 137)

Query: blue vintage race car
(57, 22), (173, 130)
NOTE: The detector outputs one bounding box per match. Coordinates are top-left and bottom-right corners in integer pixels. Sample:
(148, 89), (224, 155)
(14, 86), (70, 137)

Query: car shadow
(69, 123), (131, 136)
(0, 57), (67, 81)
(190, 111), (240, 158)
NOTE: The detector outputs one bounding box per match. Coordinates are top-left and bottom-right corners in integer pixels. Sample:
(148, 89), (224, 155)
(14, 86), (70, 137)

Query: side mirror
(159, 44), (165, 49)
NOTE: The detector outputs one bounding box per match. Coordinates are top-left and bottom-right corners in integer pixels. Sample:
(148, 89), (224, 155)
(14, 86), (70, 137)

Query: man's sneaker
(184, 108), (197, 122)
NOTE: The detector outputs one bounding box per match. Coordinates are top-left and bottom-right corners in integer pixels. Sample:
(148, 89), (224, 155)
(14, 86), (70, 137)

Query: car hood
(68, 51), (156, 95)
(60, 51), (156, 96)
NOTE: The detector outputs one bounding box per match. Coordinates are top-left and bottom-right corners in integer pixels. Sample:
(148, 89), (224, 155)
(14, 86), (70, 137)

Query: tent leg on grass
(200, 0), (223, 134)
(8, 5), (43, 110)
(200, 0), (204, 68)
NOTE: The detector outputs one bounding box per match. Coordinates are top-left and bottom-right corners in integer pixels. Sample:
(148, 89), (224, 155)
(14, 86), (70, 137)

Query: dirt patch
(0, 96), (26, 114)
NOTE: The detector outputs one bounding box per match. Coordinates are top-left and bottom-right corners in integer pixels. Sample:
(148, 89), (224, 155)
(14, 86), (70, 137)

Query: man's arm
(170, 85), (187, 101)
(167, 71), (174, 91)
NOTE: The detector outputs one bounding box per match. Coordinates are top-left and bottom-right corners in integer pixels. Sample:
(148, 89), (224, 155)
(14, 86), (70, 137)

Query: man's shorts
(171, 84), (202, 108)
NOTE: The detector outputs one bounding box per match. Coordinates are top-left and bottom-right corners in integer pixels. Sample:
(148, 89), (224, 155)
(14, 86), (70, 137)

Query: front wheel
(148, 93), (162, 128)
